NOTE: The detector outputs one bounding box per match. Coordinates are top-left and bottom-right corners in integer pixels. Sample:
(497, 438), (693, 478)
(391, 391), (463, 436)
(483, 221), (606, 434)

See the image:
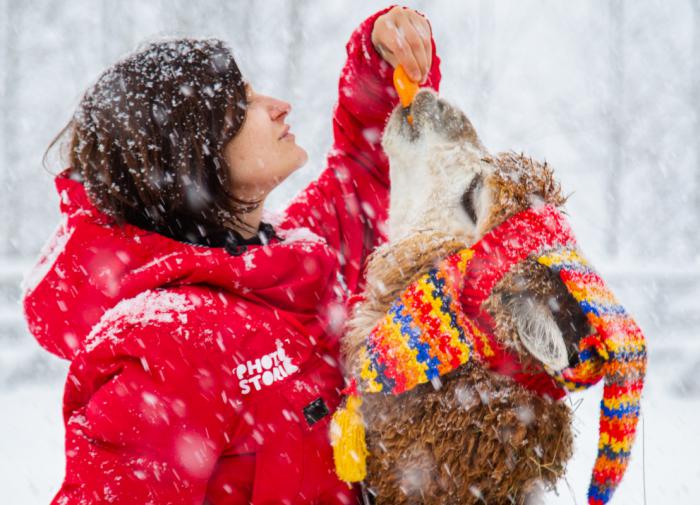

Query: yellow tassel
(330, 394), (368, 483)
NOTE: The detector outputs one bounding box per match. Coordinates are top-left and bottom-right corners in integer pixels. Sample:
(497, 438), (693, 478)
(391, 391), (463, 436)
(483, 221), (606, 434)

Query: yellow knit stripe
(414, 275), (470, 372)
(429, 269), (472, 363)
(564, 281), (619, 306)
(602, 391), (642, 412)
(455, 248), (475, 275)
(462, 316), (496, 358)
(379, 314), (428, 391)
(537, 248), (588, 268)
(598, 431), (636, 453)
(359, 348), (383, 393)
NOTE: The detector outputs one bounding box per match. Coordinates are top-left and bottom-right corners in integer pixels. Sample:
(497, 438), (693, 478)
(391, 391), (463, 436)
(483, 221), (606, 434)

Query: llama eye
(461, 174), (482, 223)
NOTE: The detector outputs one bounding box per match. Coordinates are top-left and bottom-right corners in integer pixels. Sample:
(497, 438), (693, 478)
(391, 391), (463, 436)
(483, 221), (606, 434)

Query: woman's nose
(271, 100), (291, 121)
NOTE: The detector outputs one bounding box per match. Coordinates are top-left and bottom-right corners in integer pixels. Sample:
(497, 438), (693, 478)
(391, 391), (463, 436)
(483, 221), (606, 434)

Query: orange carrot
(393, 65), (418, 124)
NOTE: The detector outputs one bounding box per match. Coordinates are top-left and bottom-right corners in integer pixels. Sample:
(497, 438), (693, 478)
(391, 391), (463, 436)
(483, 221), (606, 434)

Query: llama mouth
(400, 89), (440, 141)
(398, 105), (420, 141)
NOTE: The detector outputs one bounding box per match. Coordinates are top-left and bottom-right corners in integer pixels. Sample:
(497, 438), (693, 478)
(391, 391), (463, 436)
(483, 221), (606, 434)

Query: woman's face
(224, 83), (308, 201)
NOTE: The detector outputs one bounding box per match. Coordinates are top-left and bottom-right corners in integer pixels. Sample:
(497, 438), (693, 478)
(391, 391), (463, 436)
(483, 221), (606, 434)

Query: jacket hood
(22, 171), (341, 360)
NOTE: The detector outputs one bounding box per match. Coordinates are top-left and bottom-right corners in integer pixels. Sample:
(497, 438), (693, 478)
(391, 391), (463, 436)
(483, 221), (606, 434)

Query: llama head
(381, 90), (581, 372)
(382, 89), (493, 244)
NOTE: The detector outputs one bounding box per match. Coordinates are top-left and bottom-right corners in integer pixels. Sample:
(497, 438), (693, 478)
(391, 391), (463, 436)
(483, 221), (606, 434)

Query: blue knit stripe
(427, 269), (471, 349)
(389, 302), (441, 379)
(588, 482), (614, 503)
(366, 340), (395, 393)
(579, 299), (627, 317)
(599, 399), (641, 419)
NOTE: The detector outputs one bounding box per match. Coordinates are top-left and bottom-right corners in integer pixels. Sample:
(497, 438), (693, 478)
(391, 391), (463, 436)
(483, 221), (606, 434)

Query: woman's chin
(293, 145), (309, 169)
(275, 147), (308, 185)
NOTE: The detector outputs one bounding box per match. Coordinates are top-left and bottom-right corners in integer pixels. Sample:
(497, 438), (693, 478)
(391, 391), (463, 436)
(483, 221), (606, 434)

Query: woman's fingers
(372, 6), (433, 83)
(402, 24), (428, 82)
(410, 16), (433, 83)
(397, 8), (432, 82)
(386, 24), (422, 82)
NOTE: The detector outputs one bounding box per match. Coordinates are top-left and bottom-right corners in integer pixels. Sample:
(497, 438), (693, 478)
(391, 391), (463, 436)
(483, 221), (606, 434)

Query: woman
(23, 5), (441, 504)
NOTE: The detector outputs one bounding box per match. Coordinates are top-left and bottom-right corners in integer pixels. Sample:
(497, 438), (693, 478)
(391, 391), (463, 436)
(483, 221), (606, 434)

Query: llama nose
(410, 89), (439, 120)
(414, 89), (437, 106)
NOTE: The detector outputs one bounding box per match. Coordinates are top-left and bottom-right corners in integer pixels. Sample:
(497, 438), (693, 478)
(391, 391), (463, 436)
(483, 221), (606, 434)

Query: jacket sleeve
(282, 5), (441, 292)
(51, 324), (233, 505)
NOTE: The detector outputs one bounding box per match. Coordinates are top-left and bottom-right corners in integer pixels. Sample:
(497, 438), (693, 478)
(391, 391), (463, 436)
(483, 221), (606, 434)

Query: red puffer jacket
(22, 6), (441, 505)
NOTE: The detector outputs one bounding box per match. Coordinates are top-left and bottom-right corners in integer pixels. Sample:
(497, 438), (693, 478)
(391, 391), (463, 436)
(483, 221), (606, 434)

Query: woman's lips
(279, 125), (291, 140)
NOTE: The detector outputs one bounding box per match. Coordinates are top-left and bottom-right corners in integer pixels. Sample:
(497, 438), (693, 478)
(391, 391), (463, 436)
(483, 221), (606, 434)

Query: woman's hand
(371, 6), (433, 84)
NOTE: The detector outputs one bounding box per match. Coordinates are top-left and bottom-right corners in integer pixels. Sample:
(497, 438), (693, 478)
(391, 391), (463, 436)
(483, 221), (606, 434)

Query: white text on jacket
(235, 345), (299, 395)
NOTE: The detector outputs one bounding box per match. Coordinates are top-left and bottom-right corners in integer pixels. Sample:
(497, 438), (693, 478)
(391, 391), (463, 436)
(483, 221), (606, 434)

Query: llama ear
(511, 297), (569, 371)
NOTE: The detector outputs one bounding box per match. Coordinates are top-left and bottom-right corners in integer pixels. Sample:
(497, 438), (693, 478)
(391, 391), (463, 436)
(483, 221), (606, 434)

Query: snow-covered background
(1, 0), (698, 503)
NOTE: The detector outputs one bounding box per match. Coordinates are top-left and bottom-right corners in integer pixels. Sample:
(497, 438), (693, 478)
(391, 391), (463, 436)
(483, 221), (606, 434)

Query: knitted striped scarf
(332, 205), (647, 505)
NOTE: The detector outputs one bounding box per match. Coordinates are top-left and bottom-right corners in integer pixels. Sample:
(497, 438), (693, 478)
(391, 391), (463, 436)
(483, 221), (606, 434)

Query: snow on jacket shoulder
(22, 6), (441, 505)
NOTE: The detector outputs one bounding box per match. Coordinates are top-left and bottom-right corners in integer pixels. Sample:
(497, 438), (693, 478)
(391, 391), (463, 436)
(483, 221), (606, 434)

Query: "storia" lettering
(235, 344), (299, 395)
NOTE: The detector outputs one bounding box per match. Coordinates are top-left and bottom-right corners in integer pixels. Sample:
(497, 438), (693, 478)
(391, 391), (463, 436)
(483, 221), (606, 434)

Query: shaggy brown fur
(482, 152), (567, 233)
(343, 152), (589, 504)
(363, 366), (573, 505)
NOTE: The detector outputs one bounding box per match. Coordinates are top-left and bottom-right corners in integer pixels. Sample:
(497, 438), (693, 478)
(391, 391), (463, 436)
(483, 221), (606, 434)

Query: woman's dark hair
(47, 38), (258, 246)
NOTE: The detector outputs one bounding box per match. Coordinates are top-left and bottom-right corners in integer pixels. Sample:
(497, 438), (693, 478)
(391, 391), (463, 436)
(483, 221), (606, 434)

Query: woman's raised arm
(282, 5), (441, 294)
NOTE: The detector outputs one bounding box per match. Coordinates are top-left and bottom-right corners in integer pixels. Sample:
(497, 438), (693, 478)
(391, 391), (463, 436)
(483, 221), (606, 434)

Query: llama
(337, 89), (646, 505)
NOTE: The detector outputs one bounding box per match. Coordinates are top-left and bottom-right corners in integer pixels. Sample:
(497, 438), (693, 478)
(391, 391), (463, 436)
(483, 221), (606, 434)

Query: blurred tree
(285, 0), (306, 106)
(100, 0), (134, 65)
(693, 0), (700, 247)
(472, 0), (495, 132)
(606, 0), (625, 258)
(1, 0), (22, 256)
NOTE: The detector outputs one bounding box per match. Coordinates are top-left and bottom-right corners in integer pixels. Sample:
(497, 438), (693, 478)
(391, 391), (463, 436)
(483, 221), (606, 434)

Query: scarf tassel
(331, 380), (368, 484)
